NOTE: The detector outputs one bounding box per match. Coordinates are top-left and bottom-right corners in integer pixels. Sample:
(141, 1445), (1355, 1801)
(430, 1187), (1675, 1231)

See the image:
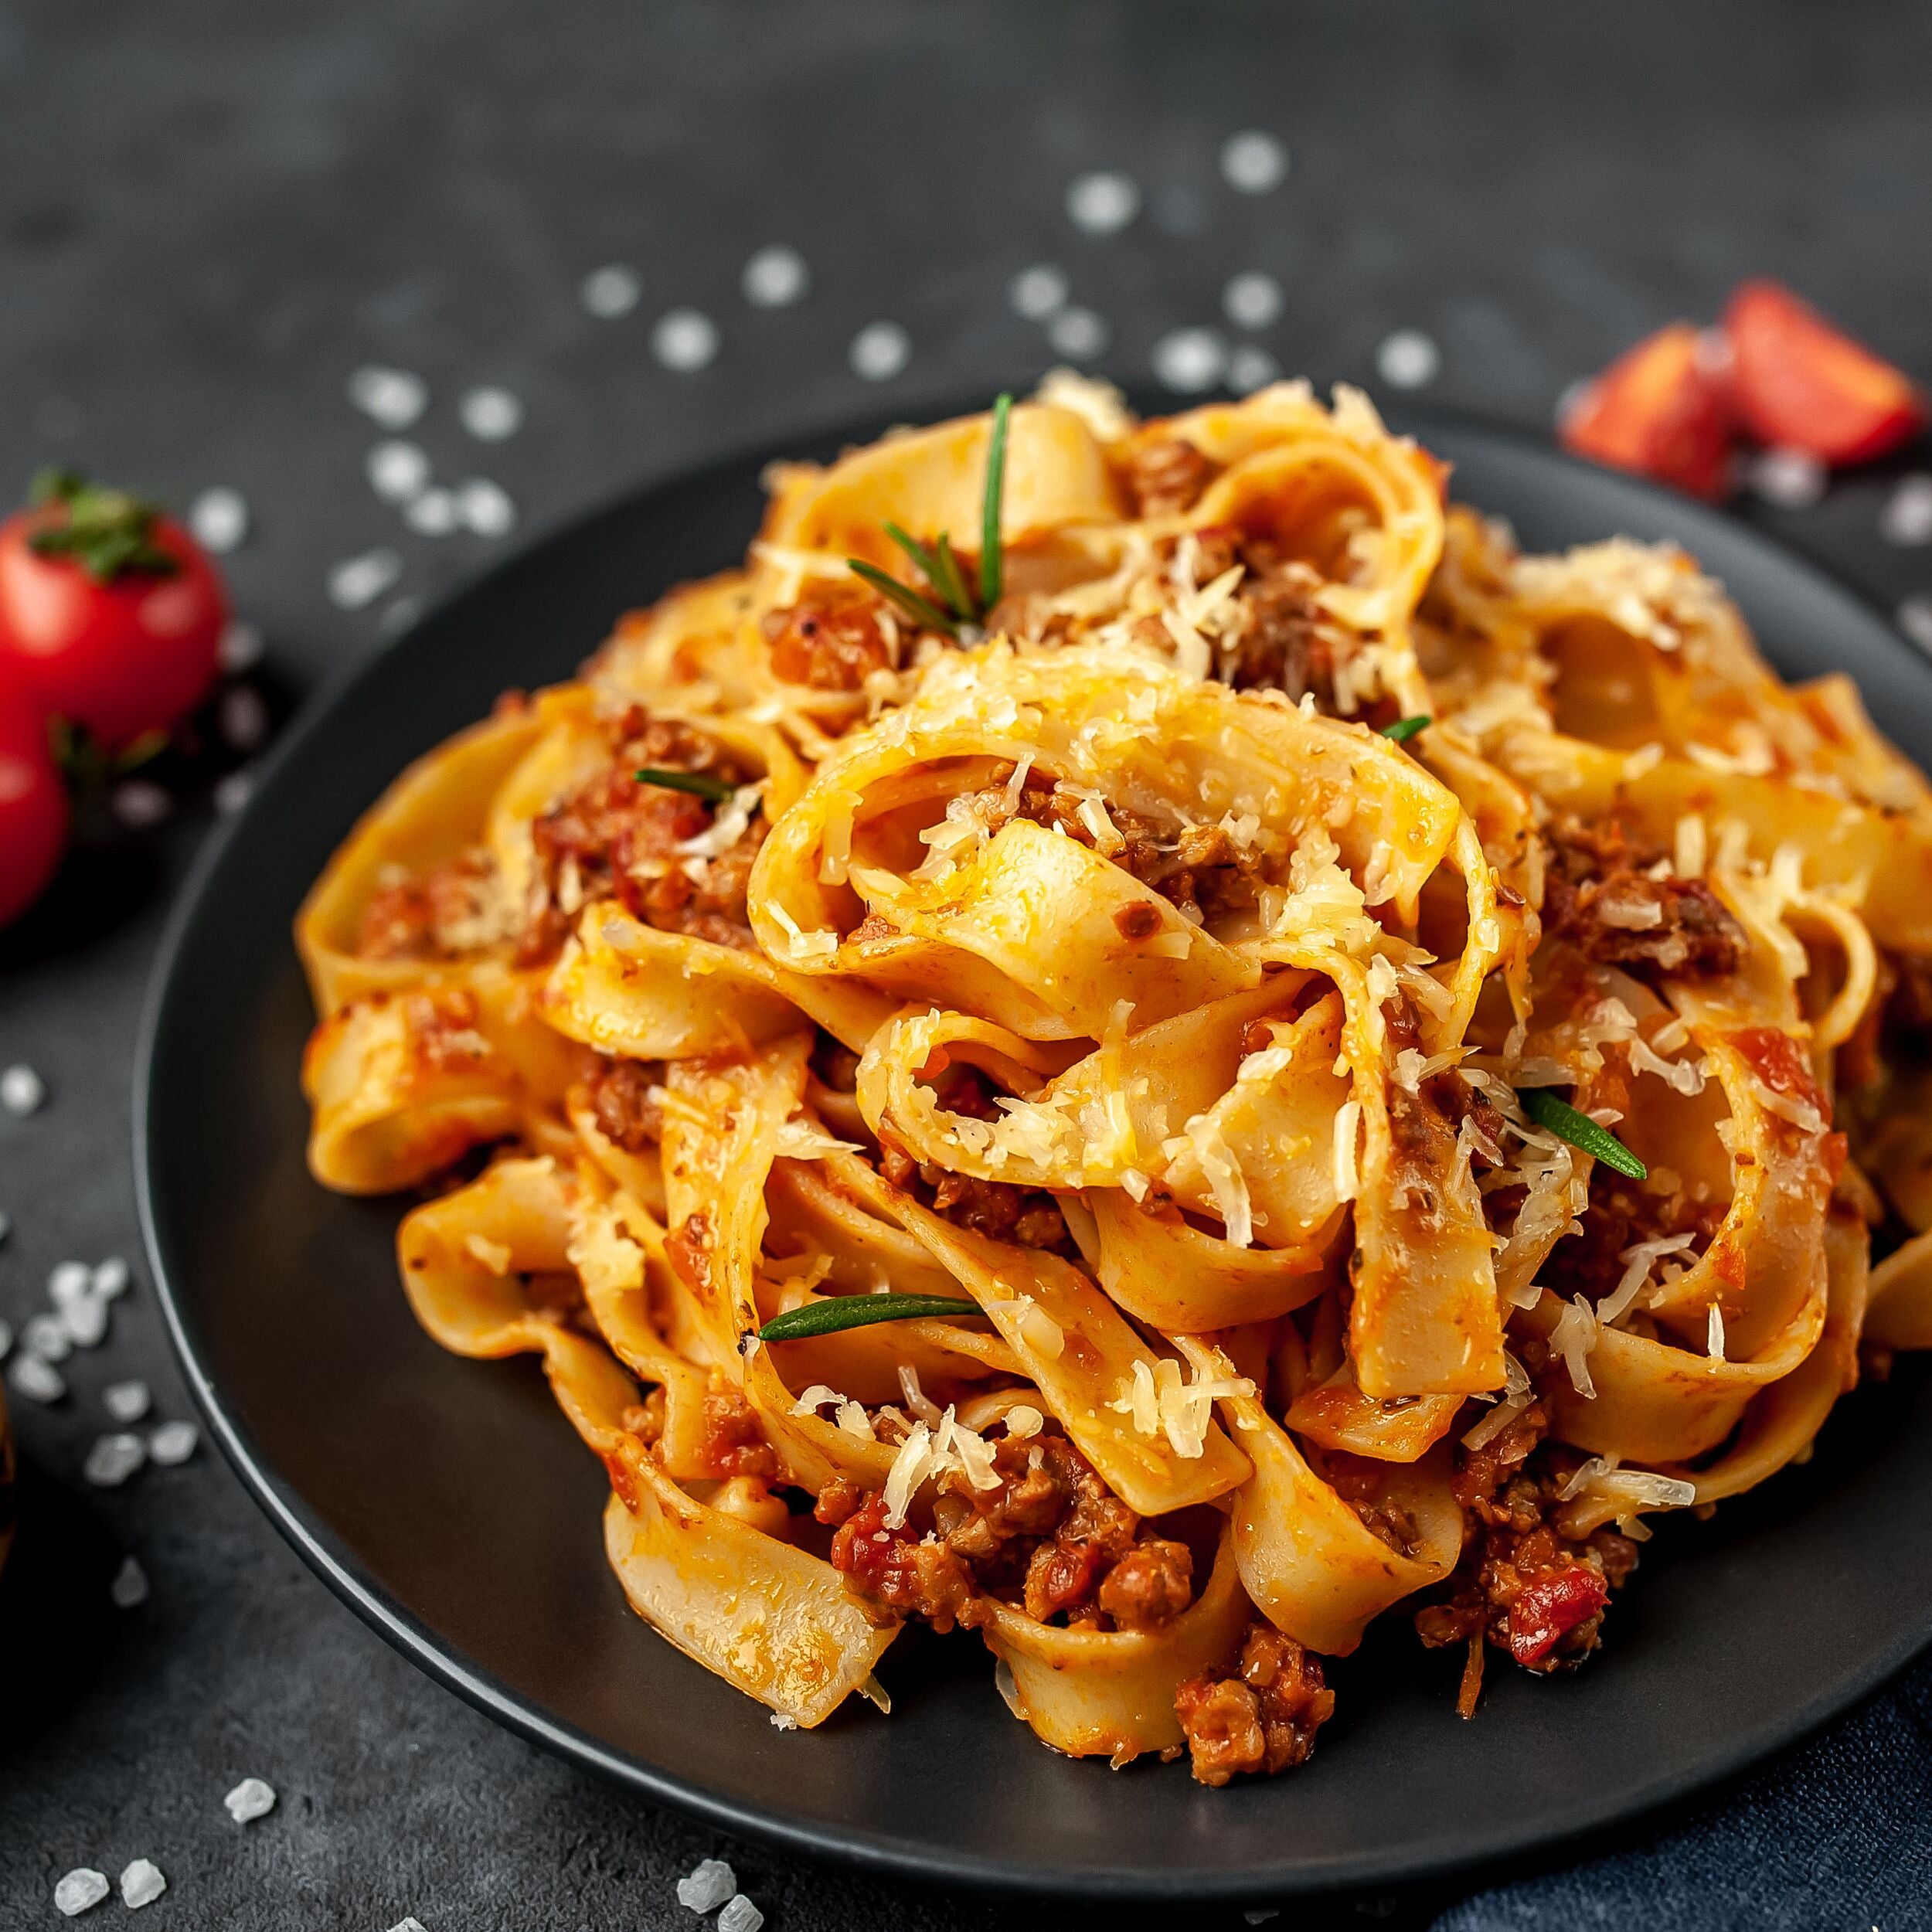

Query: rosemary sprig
(1380, 715), (1432, 743)
(844, 391), (1014, 633)
(634, 767), (738, 804)
(1519, 1088), (1648, 1180)
(757, 1292), (985, 1343)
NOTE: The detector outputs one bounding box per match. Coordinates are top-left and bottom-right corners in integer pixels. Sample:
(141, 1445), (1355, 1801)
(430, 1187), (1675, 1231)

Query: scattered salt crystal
(347, 366), (427, 430)
(1066, 170), (1141, 235)
(328, 549), (403, 610)
(24, 1312), (73, 1361)
(104, 1379), (151, 1423)
(219, 618), (264, 672)
(190, 487), (249, 553)
(1009, 264), (1069, 320)
(85, 1434), (147, 1488)
(150, 1420), (200, 1466)
(1377, 328), (1440, 389)
(224, 1776), (277, 1823)
(1744, 447), (1826, 509)
(405, 488), (459, 536)
(112, 780), (173, 828)
(1899, 595), (1932, 657)
(215, 768), (255, 815)
(652, 309), (719, 373)
(1046, 307), (1108, 359)
(49, 1259), (92, 1304)
(10, 1352), (65, 1403)
(1221, 130), (1288, 193)
(120, 1860), (165, 1910)
(849, 321), (910, 382)
(1151, 326), (1228, 393)
(717, 1896), (763, 1932)
(580, 263), (640, 318)
(676, 1859), (736, 1913)
(458, 386), (523, 440)
(742, 245), (809, 308)
(388, 1920), (428, 1932)
(60, 1291), (108, 1349)
(456, 478), (515, 539)
(1223, 270), (1283, 330)
(367, 440), (431, 502)
(1229, 345), (1281, 395)
(54, 1868), (109, 1916)
(92, 1256), (131, 1300)
(1879, 474), (1932, 546)
(379, 596), (423, 639)
(217, 684), (268, 751)
(111, 1555), (150, 1609)
(0, 1321), (11, 1361)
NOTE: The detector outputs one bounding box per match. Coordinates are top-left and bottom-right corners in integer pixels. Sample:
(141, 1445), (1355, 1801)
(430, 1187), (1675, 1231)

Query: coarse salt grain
(742, 244), (809, 308)
(1377, 328), (1440, 389)
(104, 1379), (151, 1423)
(224, 1776), (277, 1823)
(849, 320), (911, 381)
(149, 1420), (199, 1466)
(119, 1859), (165, 1909)
(24, 1312), (72, 1361)
(1066, 170), (1141, 235)
(1229, 345), (1280, 395)
(1223, 270), (1283, 330)
(1151, 327), (1229, 393)
(367, 440), (431, 502)
(10, 1352), (65, 1403)
(675, 1859), (736, 1913)
(50, 1259), (91, 1303)
(189, 487), (249, 553)
(218, 684), (269, 752)
(717, 1895), (764, 1932)
(1880, 474), (1932, 546)
(93, 1256), (131, 1299)
(1221, 130), (1288, 193)
(457, 478), (515, 538)
(2, 1063), (44, 1114)
(387, 1920), (429, 1932)
(652, 308), (720, 373)
(219, 618), (264, 672)
(347, 366), (427, 430)
(406, 488), (459, 536)
(328, 549), (403, 610)
(112, 780), (172, 828)
(85, 1434), (147, 1488)
(1744, 447), (1826, 509)
(60, 1291), (108, 1349)
(1009, 264), (1069, 320)
(459, 386), (523, 440)
(1046, 307), (1109, 359)
(54, 1868), (109, 1916)
(379, 596), (423, 639)
(580, 263), (640, 318)
(111, 1555), (149, 1609)
(215, 768), (255, 815)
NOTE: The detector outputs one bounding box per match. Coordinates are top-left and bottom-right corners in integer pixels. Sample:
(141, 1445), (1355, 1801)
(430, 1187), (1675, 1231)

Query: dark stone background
(2, 2), (1930, 1926)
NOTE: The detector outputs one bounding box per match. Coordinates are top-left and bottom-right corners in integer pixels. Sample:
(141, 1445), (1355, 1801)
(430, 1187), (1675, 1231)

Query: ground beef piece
(589, 1057), (665, 1151)
(1221, 549), (1342, 705)
(1124, 436), (1218, 518)
(764, 583), (894, 690)
(691, 1377), (777, 1481)
(1543, 816), (1745, 980)
(830, 1493), (980, 1631)
(1095, 1537), (1195, 1631)
(1539, 1167), (1725, 1307)
(1175, 1623), (1336, 1786)
(355, 849), (501, 961)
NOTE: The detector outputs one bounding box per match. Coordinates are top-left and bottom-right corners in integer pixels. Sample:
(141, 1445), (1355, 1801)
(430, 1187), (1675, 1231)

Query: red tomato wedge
(1723, 279), (1927, 465)
(0, 679), (68, 927)
(1506, 1563), (1611, 1667)
(1559, 323), (1734, 500)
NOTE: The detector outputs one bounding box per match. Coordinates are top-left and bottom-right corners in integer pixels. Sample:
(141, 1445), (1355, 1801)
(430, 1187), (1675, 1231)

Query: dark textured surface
(2, 2), (1931, 1927)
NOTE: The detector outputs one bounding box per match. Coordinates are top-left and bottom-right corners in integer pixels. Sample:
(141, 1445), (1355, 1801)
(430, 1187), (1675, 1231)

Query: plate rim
(134, 402), (1932, 1900)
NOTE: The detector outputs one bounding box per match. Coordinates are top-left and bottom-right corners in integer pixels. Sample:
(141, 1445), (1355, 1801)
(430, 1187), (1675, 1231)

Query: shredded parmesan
(1332, 1100), (1362, 1202)
(1550, 1295), (1599, 1398)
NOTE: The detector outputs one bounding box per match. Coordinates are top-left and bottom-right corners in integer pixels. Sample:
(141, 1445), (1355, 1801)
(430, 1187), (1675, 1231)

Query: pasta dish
(295, 377), (1932, 1785)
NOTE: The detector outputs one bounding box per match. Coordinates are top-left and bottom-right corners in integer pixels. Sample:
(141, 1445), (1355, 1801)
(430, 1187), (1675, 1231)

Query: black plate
(137, 409), (1932, 1900)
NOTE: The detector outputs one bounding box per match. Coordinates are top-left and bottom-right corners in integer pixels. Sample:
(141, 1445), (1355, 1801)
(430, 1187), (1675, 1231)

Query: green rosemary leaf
(978, 393), (1012, 611)
(847, 559), (959, 635)
(1519, 1087), (1648, 1180)
(883, 522), (970, 619)
(1379, 715), (1432, 743)
(634, 767), (736, 804)
(931, 530), (975, 620)
(757, 1293), (985, 1343)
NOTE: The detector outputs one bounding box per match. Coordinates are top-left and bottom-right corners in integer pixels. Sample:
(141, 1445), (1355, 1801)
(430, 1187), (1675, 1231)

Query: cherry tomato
(1560, 323), (1735, 501)
(0, 679), (68, 927)
(1724, 279), (1928, 465)
(0, 473), (226, 751)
